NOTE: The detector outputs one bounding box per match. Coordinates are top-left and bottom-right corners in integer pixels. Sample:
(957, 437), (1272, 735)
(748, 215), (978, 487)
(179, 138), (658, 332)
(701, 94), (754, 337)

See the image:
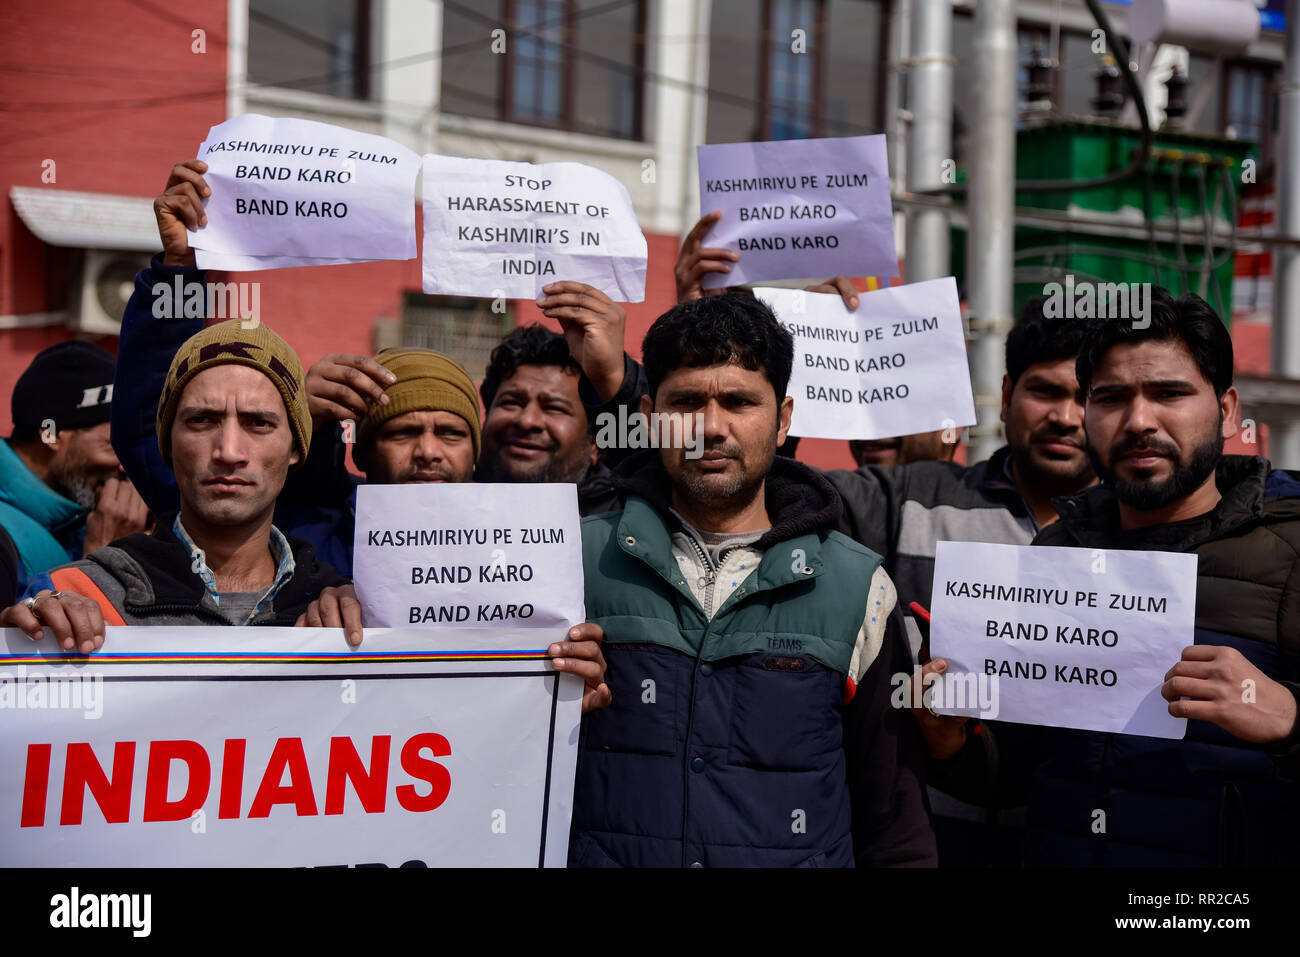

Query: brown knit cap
(357, 348), (482, 460)
(156, 319), (312, 465)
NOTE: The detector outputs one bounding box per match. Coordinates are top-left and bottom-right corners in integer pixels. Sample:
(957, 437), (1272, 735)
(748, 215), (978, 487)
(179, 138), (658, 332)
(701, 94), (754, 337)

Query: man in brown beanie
(350, 347), (481, 485)
(1, 319), (348, 651)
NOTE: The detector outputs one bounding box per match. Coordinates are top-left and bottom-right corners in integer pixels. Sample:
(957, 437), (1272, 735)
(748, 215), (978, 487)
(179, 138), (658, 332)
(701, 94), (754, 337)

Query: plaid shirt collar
(172, 515), (296, 623)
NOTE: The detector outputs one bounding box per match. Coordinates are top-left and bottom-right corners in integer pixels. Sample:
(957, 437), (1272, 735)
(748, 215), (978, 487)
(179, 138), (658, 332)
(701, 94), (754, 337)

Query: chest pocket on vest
(727, 653), (843, 771)
(581, 643), (679, 756)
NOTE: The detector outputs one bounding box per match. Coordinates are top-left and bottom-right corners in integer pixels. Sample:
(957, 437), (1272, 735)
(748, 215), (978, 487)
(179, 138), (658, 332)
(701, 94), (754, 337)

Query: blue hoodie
(0, 438), (86, 595)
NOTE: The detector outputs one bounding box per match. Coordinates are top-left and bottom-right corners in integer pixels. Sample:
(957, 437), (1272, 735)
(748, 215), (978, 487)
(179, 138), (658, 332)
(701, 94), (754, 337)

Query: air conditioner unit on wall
(69, 249), (152, 335)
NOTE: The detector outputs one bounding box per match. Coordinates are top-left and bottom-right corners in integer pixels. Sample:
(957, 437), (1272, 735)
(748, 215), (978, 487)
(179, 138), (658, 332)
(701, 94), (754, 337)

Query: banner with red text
(0, 626), (582, 867)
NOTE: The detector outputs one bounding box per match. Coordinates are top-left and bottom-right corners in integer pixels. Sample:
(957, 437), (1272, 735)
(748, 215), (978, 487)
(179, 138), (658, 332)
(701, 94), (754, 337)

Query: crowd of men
(1, 157), (1297, 867)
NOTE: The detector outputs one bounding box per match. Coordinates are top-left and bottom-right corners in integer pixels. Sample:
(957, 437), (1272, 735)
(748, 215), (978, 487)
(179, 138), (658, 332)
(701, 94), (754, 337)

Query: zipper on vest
(683, 535), (718, 618)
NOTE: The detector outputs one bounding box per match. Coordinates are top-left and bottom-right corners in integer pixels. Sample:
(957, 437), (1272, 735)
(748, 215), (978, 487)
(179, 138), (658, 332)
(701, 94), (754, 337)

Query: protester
(927, 289), (1300, 866)
(1, 320), (346, 649)
(476, 323), (625, 514)
(2, 341), (151, 593)
(660, 238), (1102, 864)
(567, 292), (934, 867)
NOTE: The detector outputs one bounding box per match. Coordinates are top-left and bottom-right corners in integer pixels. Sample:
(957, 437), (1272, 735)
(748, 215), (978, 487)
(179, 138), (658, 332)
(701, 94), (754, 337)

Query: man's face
(46, 421), (122, 510)
(648, 360), (791, 510)
(365, 410), (475, 484)
(479, 364), (595, 483)
(1002, 356), (1093, 493)
(850, 430), (952, 468)
(170, 365), (300, 528)
(1084, 339), (1237, 510)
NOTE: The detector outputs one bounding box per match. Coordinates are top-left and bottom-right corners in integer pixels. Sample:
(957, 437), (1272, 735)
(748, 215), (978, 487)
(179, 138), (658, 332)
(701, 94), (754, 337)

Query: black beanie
(11, 340), (116, 433)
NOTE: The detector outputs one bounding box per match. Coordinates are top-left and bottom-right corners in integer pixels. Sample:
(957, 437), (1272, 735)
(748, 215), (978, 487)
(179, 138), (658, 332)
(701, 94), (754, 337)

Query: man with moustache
(474, 320), (621, 515)
(568, 292), (935, 867)
(927, 288), (1300, 866)
(2, 342), (151, 593)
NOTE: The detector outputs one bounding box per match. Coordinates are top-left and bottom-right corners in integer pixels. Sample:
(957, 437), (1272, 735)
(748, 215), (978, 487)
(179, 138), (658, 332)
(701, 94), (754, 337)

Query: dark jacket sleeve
(926, 718), (1045, 809)
(844, 601), (938, 866)
(1263, 537), (1300, 780)
(280, 421), (361, 509)
(824, 465), (909, 564)
(1264, 684), (1300, 780)
(579, 353), (648, 471)
(110, 255), (205, 516)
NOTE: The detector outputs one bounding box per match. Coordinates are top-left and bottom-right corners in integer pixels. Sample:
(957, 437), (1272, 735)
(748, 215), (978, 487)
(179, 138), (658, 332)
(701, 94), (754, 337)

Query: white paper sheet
(928, 541), (1197, 739)
(351, 483), (586, 631)
(422, 154), (647, 301)
(696, 134), (897, 288)
(187, 114), (420, 270)
(756, 277), (975, 440)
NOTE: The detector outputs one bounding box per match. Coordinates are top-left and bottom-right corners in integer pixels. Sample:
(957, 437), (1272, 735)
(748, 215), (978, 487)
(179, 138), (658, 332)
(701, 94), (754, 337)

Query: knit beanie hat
(156, 320), (312, 465)
(11, 340), (116, 433)
(356, 348), (482, 460)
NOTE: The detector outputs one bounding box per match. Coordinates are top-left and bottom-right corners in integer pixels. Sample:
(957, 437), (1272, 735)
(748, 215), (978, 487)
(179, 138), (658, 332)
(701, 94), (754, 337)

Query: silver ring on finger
(31, 590), (64, 608)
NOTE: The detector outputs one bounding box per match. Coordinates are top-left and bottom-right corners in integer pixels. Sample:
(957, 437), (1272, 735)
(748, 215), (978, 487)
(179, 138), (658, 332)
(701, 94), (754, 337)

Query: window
(401, 294), (514, 381)
(1224, 61), (1279, 161)
(509, 0), (568, 125)
(707, 0), (882, 144)
(440, 0), (645, 140)
(765, 0), (820, 139)
(247, 0), (372, 100)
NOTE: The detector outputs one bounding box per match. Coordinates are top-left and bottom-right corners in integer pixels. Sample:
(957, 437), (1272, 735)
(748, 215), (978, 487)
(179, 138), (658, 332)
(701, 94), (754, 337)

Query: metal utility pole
(1271, 0), (1300, 467)
(966, 0), (1018, 462)
(905, 0), (952, 282)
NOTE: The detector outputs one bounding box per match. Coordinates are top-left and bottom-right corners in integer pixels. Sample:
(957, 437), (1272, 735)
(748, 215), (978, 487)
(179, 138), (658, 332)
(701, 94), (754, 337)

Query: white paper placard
(422, 154), (647, 301)
(928, 541), (1197, 739)
(352, 483), (585, 631)
(696, 134), (897, 287)
(189, 113), (420, 268)
(757, 277), (975, 440)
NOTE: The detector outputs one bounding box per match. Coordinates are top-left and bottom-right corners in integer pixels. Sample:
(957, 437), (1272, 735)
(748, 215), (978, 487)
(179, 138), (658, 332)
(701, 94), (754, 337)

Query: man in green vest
(568, 292), (936, 867)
